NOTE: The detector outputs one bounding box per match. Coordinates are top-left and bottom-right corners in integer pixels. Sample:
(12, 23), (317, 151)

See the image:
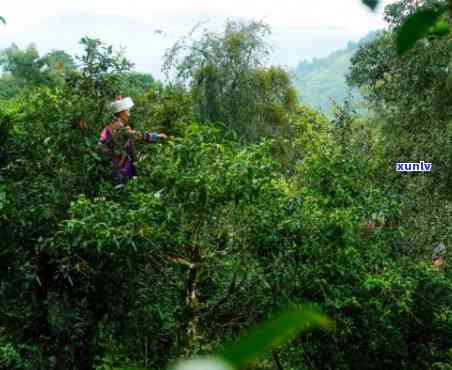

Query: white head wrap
(433, 243), (446, 258)
(109, 97), (134, 114)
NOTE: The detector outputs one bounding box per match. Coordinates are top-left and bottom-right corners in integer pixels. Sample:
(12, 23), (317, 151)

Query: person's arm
(97, 126), (116, 162)
(98, 126), (112, 151)
(144, 131), (168, 143)
(125, 125), (167, 143)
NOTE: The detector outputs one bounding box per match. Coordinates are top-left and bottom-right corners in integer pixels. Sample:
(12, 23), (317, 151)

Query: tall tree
(42, 49), (76, 72)
(0, 43), (46, 86)
(0, 45), (76, 91)
(163, 20), (298, 142)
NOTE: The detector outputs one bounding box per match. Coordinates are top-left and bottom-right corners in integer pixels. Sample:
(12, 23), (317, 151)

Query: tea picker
(98, 96), (168, 184)
(432, 242), (446, 270)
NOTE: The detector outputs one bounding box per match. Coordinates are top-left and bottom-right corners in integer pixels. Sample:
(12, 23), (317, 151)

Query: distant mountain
(292, 30), (381, 113)
(0, 13), (367, 79)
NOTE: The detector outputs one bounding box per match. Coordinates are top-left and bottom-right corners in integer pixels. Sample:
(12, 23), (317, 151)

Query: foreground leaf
(396, 9), (445, 55)
(361, 0), (379, 11)
(219, 306), (333, 369)
(429, 20), (451, 37)
(0, 16), (5, 26)
(173, 357), (234, 370)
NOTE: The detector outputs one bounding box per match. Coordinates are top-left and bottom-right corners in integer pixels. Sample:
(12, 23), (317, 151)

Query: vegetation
(2, 2), (452, 369)
(163, 20), (298, 143)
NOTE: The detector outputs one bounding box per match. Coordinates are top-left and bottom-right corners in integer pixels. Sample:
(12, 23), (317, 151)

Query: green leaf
(361, 0), (379, 11)
(172, 357), (234, 370)
(429, 20), (451, 37)
(0, 16), (5, 26)
(396, 9), (445, 55)
(219, 305), (334, 368)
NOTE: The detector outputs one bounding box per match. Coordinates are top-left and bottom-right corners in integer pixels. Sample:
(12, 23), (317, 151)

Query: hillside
(293, 30), (380, 112)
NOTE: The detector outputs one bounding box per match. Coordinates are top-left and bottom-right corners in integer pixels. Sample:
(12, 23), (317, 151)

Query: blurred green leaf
(429, 20), (451, 37)
(396, 9), (445, 55)
(0, 16), (5, 26)
(361, 0), (379, 11)
(219, 306), (334, 369)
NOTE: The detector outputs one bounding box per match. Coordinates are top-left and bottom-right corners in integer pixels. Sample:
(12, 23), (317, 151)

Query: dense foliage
(348, 0), (452, 255)
(2, 8), (452, 370)
(163, 20), (298, 143)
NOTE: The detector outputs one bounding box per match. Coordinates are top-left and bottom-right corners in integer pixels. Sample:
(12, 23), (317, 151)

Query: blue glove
(145, 132), (159, 144)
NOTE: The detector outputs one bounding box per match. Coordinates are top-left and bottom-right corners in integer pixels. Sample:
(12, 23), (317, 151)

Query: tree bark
(183, 246), (201, 356)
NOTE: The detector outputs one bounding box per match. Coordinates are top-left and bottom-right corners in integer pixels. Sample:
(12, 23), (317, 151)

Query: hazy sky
(0, 0), (397, 77)
(2, 0), (395, 34)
